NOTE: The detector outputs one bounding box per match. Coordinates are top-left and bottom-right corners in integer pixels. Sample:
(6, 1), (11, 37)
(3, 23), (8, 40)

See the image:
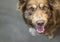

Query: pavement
(0, 0), (60, 42)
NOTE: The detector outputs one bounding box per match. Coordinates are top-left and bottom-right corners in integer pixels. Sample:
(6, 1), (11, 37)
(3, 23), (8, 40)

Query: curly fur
(17, 0), (60, 39)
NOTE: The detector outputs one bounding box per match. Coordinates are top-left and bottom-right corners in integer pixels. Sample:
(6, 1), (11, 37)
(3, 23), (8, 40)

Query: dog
(17, 0), (60, 39)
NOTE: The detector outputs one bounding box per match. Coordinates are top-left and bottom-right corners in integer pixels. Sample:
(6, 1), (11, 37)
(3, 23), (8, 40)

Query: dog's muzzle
(34, 20), (45, 33)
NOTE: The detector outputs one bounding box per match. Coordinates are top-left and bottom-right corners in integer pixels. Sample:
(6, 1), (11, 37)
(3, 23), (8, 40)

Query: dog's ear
(17, 0), (27, 11)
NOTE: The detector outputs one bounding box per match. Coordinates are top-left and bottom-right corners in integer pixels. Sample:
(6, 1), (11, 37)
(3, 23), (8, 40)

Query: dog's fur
(17, 0), (60, 39)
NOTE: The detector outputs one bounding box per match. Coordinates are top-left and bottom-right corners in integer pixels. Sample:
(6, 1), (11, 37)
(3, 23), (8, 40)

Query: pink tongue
(35, 26), (44, 33)
(37, 26), (43, 31)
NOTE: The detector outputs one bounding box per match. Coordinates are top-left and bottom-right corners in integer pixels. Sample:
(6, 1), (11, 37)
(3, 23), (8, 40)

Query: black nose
(36, 20), (44, 26)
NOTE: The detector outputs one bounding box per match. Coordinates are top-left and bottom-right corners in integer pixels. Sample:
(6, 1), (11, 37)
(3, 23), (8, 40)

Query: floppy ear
(17, 0), (27, 11)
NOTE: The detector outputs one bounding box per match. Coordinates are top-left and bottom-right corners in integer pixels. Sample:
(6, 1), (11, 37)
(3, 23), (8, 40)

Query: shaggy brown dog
(17, 0), (60, 39)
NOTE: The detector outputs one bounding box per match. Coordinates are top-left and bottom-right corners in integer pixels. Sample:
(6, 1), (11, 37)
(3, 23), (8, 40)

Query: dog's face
(18, 0), (53, 33)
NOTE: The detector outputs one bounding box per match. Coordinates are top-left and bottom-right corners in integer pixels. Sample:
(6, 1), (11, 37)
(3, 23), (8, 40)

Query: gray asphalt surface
(0, 0), (60, 42)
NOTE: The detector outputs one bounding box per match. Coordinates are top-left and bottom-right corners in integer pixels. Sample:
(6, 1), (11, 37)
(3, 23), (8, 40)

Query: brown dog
(17, 0), (60, 39)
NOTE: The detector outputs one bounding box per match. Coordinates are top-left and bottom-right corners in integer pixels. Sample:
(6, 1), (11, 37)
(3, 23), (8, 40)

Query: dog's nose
(36, 20), (44, 26)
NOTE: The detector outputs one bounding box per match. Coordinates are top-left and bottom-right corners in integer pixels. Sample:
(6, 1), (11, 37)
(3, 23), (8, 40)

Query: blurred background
(0, 0), (60, 42)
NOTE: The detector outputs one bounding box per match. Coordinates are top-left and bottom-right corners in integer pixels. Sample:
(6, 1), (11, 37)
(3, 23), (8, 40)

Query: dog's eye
(24, 9), (33, 16)
(39, 4), (49, 10)
(25, 7), (35, 15)
(27, 4), (37, 12)
(40, 6), (48, 10)
(29, 7), (35, 11)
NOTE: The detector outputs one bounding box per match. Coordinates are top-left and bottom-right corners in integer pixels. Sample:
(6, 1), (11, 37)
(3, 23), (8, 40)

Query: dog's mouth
(33, 20), (45, 33)
(35, 25), (45, 33)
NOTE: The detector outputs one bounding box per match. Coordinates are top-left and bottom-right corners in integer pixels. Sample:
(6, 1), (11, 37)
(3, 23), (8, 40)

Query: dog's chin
(34, 25), (45, 33)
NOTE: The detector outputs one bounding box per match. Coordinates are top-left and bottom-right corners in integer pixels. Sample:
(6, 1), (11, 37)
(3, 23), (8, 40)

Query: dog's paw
(29, 28), (37, 36)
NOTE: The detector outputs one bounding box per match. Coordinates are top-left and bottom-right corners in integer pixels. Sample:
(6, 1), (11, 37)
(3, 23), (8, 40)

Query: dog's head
(19, 0), (56, 33)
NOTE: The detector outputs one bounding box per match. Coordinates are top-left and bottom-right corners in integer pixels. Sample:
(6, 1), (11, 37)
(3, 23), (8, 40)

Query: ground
(0, 0), (60, 42)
